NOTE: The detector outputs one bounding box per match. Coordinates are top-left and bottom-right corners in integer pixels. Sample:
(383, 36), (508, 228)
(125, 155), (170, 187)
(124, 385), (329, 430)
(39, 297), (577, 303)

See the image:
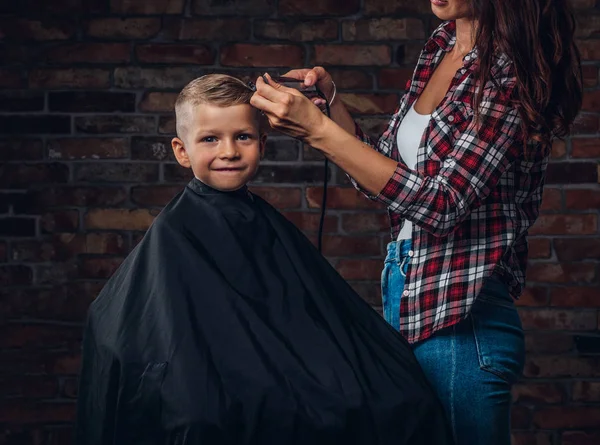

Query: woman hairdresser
(250, 0), (583, 443)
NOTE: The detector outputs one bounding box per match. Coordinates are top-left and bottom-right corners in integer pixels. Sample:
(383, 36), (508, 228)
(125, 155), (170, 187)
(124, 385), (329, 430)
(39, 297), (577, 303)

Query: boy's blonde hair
(175, 74), (259, 141)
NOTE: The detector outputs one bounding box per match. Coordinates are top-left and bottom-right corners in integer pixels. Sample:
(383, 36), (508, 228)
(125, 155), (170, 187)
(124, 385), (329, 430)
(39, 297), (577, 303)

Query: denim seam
(470, 315), (512, 383)
(450, 325), (458, 445)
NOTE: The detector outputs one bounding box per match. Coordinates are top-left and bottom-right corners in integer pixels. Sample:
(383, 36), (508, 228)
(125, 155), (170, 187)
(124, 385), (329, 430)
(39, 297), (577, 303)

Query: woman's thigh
(411, 277), (525, 445)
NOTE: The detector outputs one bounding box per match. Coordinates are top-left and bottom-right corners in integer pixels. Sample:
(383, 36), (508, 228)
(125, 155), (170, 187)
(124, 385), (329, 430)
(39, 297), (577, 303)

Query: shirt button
(408, 250), (414, 257)
(403, 290), (410, 297)
(448, 115), (455, 122)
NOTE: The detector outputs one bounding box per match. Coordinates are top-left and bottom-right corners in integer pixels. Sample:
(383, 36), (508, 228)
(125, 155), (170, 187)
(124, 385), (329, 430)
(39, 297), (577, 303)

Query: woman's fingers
(255, 74), (301, 105)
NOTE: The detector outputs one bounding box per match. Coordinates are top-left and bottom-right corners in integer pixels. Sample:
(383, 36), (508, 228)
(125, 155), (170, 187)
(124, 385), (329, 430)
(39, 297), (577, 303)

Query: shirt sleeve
(362, 75), (528, 237)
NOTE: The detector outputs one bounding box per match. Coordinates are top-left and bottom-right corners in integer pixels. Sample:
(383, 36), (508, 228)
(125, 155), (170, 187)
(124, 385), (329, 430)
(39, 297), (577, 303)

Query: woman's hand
(250, 73), (328, 145)
(279, 66), (336, 108)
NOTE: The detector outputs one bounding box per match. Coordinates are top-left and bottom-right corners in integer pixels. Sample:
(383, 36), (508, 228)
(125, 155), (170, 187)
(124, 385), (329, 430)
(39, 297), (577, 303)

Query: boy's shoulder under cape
(76, 178), (452, 445)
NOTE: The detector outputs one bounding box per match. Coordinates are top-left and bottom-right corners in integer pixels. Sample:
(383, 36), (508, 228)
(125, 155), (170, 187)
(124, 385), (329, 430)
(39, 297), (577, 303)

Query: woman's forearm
(327, 99), (357, 136)
(308, 118), (397, 196)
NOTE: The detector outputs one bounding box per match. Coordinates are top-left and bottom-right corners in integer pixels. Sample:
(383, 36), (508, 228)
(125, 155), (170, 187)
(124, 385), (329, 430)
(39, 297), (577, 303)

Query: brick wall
(1, 0), (599, 444)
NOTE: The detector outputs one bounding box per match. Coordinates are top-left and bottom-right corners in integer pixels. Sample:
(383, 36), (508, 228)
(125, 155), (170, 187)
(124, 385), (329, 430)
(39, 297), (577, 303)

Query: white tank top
(395, 104), (431, 240)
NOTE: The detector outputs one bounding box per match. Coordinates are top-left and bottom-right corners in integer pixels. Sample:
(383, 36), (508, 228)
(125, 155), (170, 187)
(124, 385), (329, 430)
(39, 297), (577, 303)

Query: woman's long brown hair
(471, 0), (583, 153)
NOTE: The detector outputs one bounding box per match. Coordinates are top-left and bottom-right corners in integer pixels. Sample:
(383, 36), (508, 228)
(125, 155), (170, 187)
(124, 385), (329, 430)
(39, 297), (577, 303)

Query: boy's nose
(218, 140), (240, 159)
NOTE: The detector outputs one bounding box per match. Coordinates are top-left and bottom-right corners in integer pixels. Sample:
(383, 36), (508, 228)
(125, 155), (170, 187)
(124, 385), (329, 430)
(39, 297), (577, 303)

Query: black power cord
(251, 75), (331, 253)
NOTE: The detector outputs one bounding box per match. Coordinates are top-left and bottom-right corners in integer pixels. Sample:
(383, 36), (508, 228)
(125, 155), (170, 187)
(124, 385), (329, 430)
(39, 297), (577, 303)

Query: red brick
(577, 39), (600, 60)
(74, 163), (159, 183)
(551, 139), (567, 159)
(527, 238), (551, 259)
(110, 0), (184, 14)
(221, 44), (304, 67)
(540, 187), (562, 212)
(0, 68), (23, 88)
(340, 93), (399, 114)
(29, 69), (110, 89)
(0, 266), (33, 286)
(329, 69), (373, 89)
(320, 236), (381, 257)
(255, 19), (338, 41)
(41, 210), (79, 233)
(279, 0), (359, 15)
(551, 286), (600, 307)
(0, 163), (69, 187)
(136, 44), (213, 64)
(63, 378), (78, 399)
(249, 187), (302, 209)
(314, 45), (391, 66)
(306, 187), (383, 210)
(582, 89), (600, 111)
(46, 353), (81, 374)
(114, 67), (197, 89)
(546, 161), (597, 184)
(0, 242), (6, 261)
(336, 259), (382, 280)
(1, 115), (71, 135)
(162, 18), (250, 40)
(533, 406), (600, 429)
(555, 237), (600, 261)
(139, 92), (178, 112)
(573, 381), (600, 402)
(511, 432), (552, 445)
(562, 432), (600, 445)
(364, 0), (432, 14)
(343, 18), (425, 40)
(342, 212), (389, 233)
(193, 0), (273, 15)
(53, 233), (127, 258)
(35, 186), (127, 208)
(524, 356), (600, 378)
(131, 136), (174, 161)
(350, 282), (382, 307)
(575, 14), (600, 38)
(526, 262), (596, 283)
(85, 18), (161, 39)
(516, 287), (549, 307)
(566, 189), (600, 209)
(47, 138), (129, 160)
(518, 309), (597, 330)
(0, 376), (58, 398)
(572, 0), (597, 9)
(131, 185), (183, 206)
(0, 400), (76, 424)
(81, 257), (124, 279)
(0, 324), (81, 349)
(573, 113), (600, 134)
(512, 382), (566, 404)
(37, 262), (79, 285)
(510, 405), (532, 429)
(281, 211), (338, 233)
(572, 137), (600, 158)
(76, 116), (156, 134)
(379, 68), (413, 90)
(159, 116), (176, 134)
(85, 209), (156, 231)
(525, 333), (574, 353)
(11, 241), (56, 262)
(0, 139), (44, 161)
(529, 214), (597, 235)
(582, 64), (599, 87)
(49, 92), (135, 112)
(43, 42), (130, 64)
(0, 18), (76, 41)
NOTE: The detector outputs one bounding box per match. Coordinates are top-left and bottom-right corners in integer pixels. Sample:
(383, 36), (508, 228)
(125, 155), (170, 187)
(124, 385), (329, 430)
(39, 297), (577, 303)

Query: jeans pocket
(470, 300), (525, 384)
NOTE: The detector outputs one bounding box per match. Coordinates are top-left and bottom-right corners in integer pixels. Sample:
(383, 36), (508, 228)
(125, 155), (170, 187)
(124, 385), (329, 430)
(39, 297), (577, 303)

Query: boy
(75, 75), (451, 445)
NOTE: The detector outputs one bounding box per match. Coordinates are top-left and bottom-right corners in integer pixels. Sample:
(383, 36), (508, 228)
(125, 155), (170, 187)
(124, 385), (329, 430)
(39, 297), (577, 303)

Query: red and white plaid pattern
(351, 21), (549, 344)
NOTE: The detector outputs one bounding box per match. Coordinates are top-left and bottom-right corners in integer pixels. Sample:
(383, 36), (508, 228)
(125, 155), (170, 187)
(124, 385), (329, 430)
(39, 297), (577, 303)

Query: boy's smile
(172, 103), (266, 192)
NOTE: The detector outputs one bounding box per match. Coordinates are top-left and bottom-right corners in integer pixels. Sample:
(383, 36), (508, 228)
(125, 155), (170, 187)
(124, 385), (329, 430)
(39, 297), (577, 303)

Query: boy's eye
(238, 134), (252, 141)
(202, 136), (216, 143)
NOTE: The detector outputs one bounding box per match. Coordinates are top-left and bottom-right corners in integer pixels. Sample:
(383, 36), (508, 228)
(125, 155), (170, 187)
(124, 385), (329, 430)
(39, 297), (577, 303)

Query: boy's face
(172, 103), (267, 192)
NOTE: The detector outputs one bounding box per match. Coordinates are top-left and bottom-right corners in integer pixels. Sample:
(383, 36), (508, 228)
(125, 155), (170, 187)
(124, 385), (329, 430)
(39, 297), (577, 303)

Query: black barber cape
(76, 178), (452, 445)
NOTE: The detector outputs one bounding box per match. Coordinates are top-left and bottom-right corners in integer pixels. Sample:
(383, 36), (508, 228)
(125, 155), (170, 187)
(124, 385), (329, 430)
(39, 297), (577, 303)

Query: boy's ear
(171, 137), (191, 168)
(259, 133), (268, 160)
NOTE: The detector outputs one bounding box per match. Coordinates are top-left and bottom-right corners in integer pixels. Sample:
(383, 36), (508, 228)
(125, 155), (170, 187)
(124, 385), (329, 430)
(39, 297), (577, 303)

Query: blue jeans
(382, 240), (525, 445)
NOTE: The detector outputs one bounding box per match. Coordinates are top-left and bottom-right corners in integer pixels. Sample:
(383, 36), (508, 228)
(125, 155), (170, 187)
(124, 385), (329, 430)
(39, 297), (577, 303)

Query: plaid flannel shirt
(351, 21), (549, 344)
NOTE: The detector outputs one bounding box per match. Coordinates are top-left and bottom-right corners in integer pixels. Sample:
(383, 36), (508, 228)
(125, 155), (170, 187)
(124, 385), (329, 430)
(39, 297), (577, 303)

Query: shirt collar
(424, 21), (478, 68)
